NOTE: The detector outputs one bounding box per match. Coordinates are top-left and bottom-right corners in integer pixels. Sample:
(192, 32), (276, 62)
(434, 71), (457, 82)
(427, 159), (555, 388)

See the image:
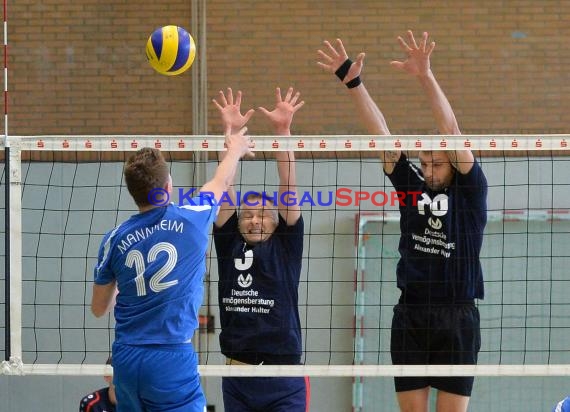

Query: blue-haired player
(91, 127), (254, 412)
(212, 87), (310, 412)
(318, 31), (487, 412)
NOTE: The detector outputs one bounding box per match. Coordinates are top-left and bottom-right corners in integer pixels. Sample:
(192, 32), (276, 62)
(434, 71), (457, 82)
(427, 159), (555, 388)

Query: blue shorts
(222, 376), (310, 412)
(112, 342), (206, 412)
(390, 303), (481, 397)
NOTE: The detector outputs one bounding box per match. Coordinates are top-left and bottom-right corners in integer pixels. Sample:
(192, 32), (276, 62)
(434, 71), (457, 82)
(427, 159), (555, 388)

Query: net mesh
(2, 136), (570, 390)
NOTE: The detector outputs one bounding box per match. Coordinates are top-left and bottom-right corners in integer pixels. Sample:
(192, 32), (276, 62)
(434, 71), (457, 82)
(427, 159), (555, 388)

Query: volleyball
(146, 25), (196, 76)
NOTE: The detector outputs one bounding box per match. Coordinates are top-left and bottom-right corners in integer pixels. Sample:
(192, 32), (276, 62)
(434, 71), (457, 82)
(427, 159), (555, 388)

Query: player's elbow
(91, 301), (109, 318)
(91, 283), (117, 317)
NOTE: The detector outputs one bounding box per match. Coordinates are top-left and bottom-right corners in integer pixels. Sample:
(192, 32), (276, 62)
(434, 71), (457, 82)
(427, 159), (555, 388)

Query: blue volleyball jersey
(213, 212), (304, 364)
(94, 199), (217, 345)
(554, 397), (570, 412)
(386, 154), (488, 302)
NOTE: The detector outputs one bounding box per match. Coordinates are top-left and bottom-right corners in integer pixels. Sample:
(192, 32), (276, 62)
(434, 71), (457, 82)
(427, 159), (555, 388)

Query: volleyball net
(1, 134), (570, 384)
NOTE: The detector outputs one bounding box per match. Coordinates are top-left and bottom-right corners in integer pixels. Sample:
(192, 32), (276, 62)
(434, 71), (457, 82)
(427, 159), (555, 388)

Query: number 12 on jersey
(125, 242), (179, 296)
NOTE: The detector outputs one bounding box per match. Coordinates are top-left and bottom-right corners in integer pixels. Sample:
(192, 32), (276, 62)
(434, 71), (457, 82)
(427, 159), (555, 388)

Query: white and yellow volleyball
(146, 25), (196, 76)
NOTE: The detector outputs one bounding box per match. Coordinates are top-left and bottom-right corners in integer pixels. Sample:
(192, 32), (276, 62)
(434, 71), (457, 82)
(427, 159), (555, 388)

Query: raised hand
(317, 38), (365, 84)
(224, 126), (255, 159)
(390, 30), (435, 77)
(258, 87), (304, 135)
(212, 88), (255, 133)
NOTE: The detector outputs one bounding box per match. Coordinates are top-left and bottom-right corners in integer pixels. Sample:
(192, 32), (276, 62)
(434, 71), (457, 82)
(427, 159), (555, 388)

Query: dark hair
(124, 148), (170, 207)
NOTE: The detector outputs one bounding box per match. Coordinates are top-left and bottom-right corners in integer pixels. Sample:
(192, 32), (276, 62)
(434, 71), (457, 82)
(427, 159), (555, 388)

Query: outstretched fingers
(242, 108), (255, 124)
(283, 87), (304, 110)
(292, 98), (305, 112)
(406, 30), (419, 49)
(215, 89), (228, 106)
(226, 126), (255, 158)
(426, 39), (436, 57)
(257, 106), (270, 116)
(223, 88), (232, 105)
(234, 89), (242, 107)
(275, 86), (283, 103)
(396, 35), (412, 53)
(317, 38), (350, 72)
(333, 38), (349, 58)
(212, 98), (223, 112)
(389, 60), (404, 70)
(323, 39), (341, 58)
(316, 45), (336, 73)
(419, 32), (427, 52)
(284, 86), (294, 103)
(317, 49), (333, 64)
(289, 90), (300, 106)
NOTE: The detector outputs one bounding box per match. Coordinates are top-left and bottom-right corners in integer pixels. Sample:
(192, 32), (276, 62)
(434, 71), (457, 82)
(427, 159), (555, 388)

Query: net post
(352, 213), (366, 412)
(7, 140), (22, 363)
(4, 145), (9, 361)
(2, 0), (9, 363)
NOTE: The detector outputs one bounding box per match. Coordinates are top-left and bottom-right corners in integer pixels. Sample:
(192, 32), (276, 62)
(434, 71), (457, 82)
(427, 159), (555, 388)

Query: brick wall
(7, 0), (195, 135)
(5, 0), (570, 137)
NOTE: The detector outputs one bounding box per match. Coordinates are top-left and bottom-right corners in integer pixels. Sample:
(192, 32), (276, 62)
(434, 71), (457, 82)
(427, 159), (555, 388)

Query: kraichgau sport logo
(148, 188), (170, 206)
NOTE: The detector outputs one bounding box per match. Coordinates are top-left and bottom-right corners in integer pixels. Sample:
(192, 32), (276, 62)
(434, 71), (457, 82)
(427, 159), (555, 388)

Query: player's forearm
(347, 83), (400, 171)
(217, 150), (238, 186)
(215, 150), (238, 209)
(276, 150), (301, 224)
(212, 150), (242, 190)
(91, 284), (117, 318)
(202, 149), (243, 201)
(417, 70), (460, 135)
(276, 151), (297, 191)
(348, 83), (390, 136)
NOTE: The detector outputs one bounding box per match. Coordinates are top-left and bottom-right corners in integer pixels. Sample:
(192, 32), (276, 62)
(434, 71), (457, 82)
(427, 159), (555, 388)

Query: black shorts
(390, 302), (481, 397)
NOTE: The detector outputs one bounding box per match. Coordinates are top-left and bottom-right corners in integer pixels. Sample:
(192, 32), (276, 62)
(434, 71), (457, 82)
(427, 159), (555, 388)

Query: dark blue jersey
(214, 212), (304, 365)
(386, 154), (487, 302)
(79, 387), (115, 412)
(94, 199), (218, 345)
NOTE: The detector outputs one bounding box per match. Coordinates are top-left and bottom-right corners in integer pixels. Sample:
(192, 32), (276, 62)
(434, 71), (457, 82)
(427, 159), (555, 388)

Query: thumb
(243, 109), (255, 123)
(390, 61), (404, 70)
(257, 106), (271, 116)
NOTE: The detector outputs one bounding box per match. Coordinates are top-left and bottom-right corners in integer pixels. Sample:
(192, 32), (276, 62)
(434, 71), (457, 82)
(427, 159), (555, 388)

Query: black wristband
(346, 76), (362, 89)
(334, 58), (353, 81)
